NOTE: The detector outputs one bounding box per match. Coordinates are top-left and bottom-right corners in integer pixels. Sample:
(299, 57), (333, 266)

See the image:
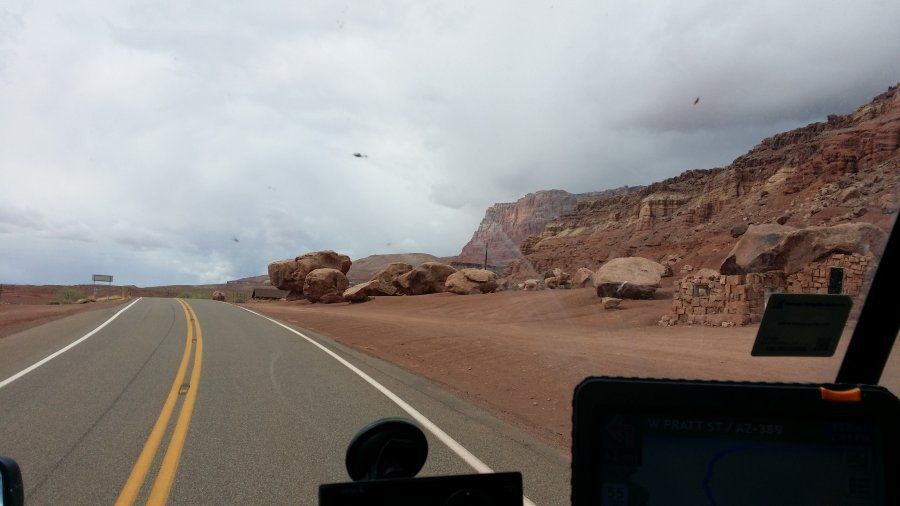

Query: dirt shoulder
(0, 301), (127, 339)
(244, 289), (900, 451)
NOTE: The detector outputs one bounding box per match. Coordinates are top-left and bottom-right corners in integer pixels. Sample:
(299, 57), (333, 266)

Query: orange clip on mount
(819, 386), (862, 402)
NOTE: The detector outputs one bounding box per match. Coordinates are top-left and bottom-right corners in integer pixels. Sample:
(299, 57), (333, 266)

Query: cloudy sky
(1, 1), (898, 286)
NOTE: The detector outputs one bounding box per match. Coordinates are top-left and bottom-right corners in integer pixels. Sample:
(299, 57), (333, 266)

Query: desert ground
(245, 287), (900, 451)
(0, 283), (254, 339)
(4, 281), (897, 452)
(0, 285), (133, 338)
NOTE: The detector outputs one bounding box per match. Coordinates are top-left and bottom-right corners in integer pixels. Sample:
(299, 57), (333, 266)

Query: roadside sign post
(92, 274), (113, 297)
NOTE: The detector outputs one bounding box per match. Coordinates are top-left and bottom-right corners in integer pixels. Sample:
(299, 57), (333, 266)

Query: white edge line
(0, 297), (143, 390)
(237, 305), (537, 506)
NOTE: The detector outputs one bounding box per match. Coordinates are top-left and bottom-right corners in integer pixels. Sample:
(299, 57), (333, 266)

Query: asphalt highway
(0, 297), (568, 505)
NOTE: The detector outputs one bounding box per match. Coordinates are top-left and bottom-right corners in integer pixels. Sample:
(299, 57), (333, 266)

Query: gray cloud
(0, 203), (96, 242)
(1, 0), (898, 285)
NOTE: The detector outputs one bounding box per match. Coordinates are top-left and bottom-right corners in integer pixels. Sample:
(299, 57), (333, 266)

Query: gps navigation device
(572, 377), (900, 505)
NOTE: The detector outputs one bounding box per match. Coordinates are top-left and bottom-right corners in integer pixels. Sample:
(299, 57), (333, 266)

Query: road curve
(0, 297), (568, 505)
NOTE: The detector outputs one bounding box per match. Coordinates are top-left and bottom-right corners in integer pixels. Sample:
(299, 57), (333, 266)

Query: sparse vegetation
(178, 291), (213, 300)
(95, 295), (126, 302)
(51, 287), (86, 305)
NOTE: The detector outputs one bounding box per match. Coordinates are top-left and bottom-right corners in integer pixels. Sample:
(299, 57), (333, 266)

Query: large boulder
(397, 262), (457, 295)
(730, 223), (749, 238)
(719, 224), (794, 275)
(212, 291), (226, 302)
(573, 267), (594, 288)
(541, 268), (571, 289)
(720, 223), (886, 275)
(591, 257), (666, 299)
(522, 278), (542, 291)
(600, 297), (622, 309)
(342, 283), (371, 303)
(370, 262), (413, 287)
(542, 268), (570, 283)
(268, 250), (352, 294)
(342, 279), (398, 303)
(303, 268), (350, 303)
(445, 269), (499, 295)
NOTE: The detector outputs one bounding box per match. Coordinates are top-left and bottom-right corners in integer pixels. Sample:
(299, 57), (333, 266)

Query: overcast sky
(1, 1), (898, 286)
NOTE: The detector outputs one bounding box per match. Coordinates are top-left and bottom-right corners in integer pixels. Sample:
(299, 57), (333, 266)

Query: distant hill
(226, 274), (269, 285)
(347, 253), (440, 282)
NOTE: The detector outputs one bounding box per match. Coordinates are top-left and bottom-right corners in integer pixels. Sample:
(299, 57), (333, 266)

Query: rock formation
(342, 279), (399, 303)
(492, 84), (898, 279)
(370, 262), (414, 287)
(592, 257), (666, 299)
(347, 253), (439, 283)
(522, 279), (542, 291)
(397, 262), (458, 295)
(303, 268), (350, 303)
(600, 297), (622, 309)
(268, 250), (352, 296)
(342, 283), (372, 303)
(445, 269), (499, 295)
(455, 188), (635, 266)
(211, 291), (226, 301)
(573, 267), (595, 288)
(721, 222), (887, 275)
(636, 192), (690, 230)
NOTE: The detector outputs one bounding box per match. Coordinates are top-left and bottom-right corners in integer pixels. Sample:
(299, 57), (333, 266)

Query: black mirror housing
(345, 418), (428, 481)
(0, 456), (24, 506)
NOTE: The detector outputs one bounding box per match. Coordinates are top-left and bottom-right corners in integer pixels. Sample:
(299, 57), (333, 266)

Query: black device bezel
(319, 471), (523, 506)
(572, 377), (900, 506)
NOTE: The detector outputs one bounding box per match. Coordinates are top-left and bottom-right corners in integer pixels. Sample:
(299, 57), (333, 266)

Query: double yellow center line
(116, 299), (203, 505)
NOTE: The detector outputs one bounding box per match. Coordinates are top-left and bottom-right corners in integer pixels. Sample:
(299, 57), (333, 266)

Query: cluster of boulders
(506, 256), (670, 310)
(445, 268), (499, 295)
(267, 250), (674, 310)
(514, 267), (576, 291)
(345, 262), (500, 301)
(267, 250), (354, 303)
(268, 252), (505, 304)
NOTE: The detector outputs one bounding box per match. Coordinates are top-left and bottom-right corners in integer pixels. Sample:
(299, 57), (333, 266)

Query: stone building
(663, 222), (885, 327)
(664, 251), (877, 327)
(785, 252), (874, 296)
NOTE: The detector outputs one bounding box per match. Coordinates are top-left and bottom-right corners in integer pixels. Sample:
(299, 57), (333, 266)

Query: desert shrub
(178, 292), (212, 300)
(52, 287), (85, 304)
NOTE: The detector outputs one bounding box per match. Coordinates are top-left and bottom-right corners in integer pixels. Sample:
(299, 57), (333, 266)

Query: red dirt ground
(0, 301), (126, 339)
(245, 288), (900, 451)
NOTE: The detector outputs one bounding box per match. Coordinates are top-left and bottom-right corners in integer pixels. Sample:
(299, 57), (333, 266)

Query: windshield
(0, 2), (897, 504)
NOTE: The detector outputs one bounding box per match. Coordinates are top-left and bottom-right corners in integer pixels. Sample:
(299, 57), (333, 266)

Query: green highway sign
(92, 274), (113, 283)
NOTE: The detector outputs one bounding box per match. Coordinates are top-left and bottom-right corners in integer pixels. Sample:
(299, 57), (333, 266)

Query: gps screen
(598, 414), (885, 506)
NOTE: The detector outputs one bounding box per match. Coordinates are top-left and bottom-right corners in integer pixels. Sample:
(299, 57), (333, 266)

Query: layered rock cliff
(474, 84), (899, 280)
(455, 188), (636, 265)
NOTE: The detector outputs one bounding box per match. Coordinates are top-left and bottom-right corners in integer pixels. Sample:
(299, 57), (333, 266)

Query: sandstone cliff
(455, 188), (637, 265)
(485, 84), (900, 280)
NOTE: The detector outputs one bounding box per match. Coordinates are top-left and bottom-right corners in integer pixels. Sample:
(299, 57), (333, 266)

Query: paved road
(0, 297), (568, 505)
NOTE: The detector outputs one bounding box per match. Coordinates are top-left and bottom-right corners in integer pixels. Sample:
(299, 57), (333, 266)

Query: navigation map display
(598, 414), (885, 506)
